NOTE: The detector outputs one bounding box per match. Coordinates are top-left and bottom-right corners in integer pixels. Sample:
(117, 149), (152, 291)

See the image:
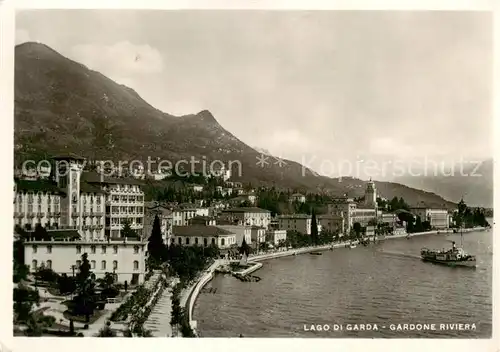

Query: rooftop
(15, 178), (65, 195)
(27, 229), (81, 241)
(277, 214), (311, 219)
(223, 207), (270, 213)
(51, 153), (86, 161)
(82, 171), (144, 186)
(80, 182), (106, 194)
(172, 225), (234, 237)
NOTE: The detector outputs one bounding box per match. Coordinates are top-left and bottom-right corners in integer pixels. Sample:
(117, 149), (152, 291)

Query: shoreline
(183, 226), (488, 336)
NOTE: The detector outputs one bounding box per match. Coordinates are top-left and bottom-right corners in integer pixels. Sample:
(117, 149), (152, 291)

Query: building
(317, 214), (345, 235)
(351, 208), (377, 227)
(24, 229), (147, 285)
(289, 193), (306, 203)
(327, 180), (379, 232)
(327, 197), (356, 232)
(379, 213), (398, 228)
(277, 214), (312, 234)
(266, 229), (287, 245)
(171, 225), (236, 249)
(14, 155), (148, 284)
(409, 207), (449, 229)
(144, 202), (173, 244)
(215, 186), (233, 197)
(217, 225), (252, 245)
(189, 215), (217, 226)
(228, 193), (257, 206)
(82, 171), (145, 239)
(172, 205), (210, 226)
(250, 225), (266, 244)
(191, 184), (204, 192)
(14, 179), (65, 232)
(221, 207), (271, 229)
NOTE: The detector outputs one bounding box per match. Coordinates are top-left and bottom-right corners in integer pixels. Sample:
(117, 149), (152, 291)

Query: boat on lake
(310, 252), (322, 255)
(421, 241), (476, 268)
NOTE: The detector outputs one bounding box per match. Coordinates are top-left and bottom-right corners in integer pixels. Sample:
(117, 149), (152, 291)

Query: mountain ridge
(14, 42), (462, 208)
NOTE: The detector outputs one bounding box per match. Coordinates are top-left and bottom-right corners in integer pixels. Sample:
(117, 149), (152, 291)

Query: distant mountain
(14, 42), (457, 208)
(394, 159), (493, 208)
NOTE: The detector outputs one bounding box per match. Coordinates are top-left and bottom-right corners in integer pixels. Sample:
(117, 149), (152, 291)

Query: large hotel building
(14, 155), (147, 284)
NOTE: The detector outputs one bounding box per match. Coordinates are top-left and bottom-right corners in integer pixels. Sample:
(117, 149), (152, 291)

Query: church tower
(52, 155), (85, 229)
(364, 178), (377, 209)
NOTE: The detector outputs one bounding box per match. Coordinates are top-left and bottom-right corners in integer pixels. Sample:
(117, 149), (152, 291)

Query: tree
(74, 253), (96, 322)
(148, 215), (165, 264)
(33, 223), (48, 241)
(13, 283), (40, 323)
(352, 222), (362, 239)
(122, 219), (137, 239)
(239, 200), (252, 207)
(239, 237), (251, 256)
(310, 208), (318, 245)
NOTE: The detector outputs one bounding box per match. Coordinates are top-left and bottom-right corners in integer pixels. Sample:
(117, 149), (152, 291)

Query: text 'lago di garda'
(303, 323), (477, 332)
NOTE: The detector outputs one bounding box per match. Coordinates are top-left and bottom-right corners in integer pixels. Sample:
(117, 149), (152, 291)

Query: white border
(1, 1), (498, 352)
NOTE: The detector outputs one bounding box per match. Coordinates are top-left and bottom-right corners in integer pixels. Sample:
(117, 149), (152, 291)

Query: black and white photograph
(7, 3), (495, 343)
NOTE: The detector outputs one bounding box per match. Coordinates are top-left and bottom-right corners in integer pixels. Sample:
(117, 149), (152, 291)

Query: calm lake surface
(194, 228), (492, 338)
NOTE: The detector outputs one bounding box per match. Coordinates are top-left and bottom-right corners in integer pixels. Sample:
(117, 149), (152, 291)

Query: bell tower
(364, 178), (377, 209)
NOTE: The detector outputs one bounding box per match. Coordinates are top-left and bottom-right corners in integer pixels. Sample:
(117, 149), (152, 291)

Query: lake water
(194, 228), (492, 338)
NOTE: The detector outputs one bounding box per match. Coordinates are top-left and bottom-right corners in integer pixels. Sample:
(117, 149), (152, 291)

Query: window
(113, 245), (118, 254)
(33, 245), (37, 254)
(204, 238), (208, 247)
(76, 260), (81, 267)
(101, 260), (106, 270)
(91, 245), (96, 254)
(186, 238), (190, 245)
(32, 260), (37, 269)
(91, 260), (96, 269)
(47, 245), (52, 254)
(113, 260), (118, 270)
(134, 245), (139, 254)
(211, 238), (215, 245)
(171, 238), (174, 244)
(102, 245), (107, 254)
(178, 237), (182, 245)
(133, 260), (139, 270)
(195, 237), (199, 245)
(221, 238), (225, 246)
(76, 245), (81, 254)
(46, 260), (52, 269)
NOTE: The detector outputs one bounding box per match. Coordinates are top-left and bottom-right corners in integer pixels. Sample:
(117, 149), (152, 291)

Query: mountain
(393, 159), (493, 208)
(14, 42), (457, 208)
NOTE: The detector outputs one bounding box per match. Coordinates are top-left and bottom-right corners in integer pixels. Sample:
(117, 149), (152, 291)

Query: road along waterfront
(193, 228), (492, 337)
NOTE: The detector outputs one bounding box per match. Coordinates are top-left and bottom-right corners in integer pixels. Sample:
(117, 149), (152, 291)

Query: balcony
(71, 213), (79, 218)
(83, 212), (90, 217)
(28, 212), (35, 218)
(36, 212), (45, 218)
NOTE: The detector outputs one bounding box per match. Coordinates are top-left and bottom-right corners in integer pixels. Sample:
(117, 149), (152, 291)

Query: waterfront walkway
(144, 277), (179, 337)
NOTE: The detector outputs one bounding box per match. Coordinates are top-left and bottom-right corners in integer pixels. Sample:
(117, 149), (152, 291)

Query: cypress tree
(311, 208), (318, 245)
(147, 215), (164, 262)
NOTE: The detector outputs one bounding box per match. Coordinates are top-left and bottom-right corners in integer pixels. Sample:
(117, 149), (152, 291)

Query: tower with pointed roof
(364, 178), (377, 209)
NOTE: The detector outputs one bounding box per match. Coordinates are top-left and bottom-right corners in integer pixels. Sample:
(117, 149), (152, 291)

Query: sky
(15, 10), (493, 179)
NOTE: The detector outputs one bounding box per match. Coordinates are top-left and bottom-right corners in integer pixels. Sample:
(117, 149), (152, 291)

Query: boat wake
(377, 250), (421, 260)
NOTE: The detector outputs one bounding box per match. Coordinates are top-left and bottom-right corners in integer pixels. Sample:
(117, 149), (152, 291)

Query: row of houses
(14, 156), (453, 286)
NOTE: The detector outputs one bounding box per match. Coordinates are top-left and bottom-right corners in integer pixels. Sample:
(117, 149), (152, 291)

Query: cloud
(15, 29), (31, 45)
(68, 41), (164, 83)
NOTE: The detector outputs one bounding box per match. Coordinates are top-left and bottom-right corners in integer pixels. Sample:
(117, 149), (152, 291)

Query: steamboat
(420, 241), (476, 268)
